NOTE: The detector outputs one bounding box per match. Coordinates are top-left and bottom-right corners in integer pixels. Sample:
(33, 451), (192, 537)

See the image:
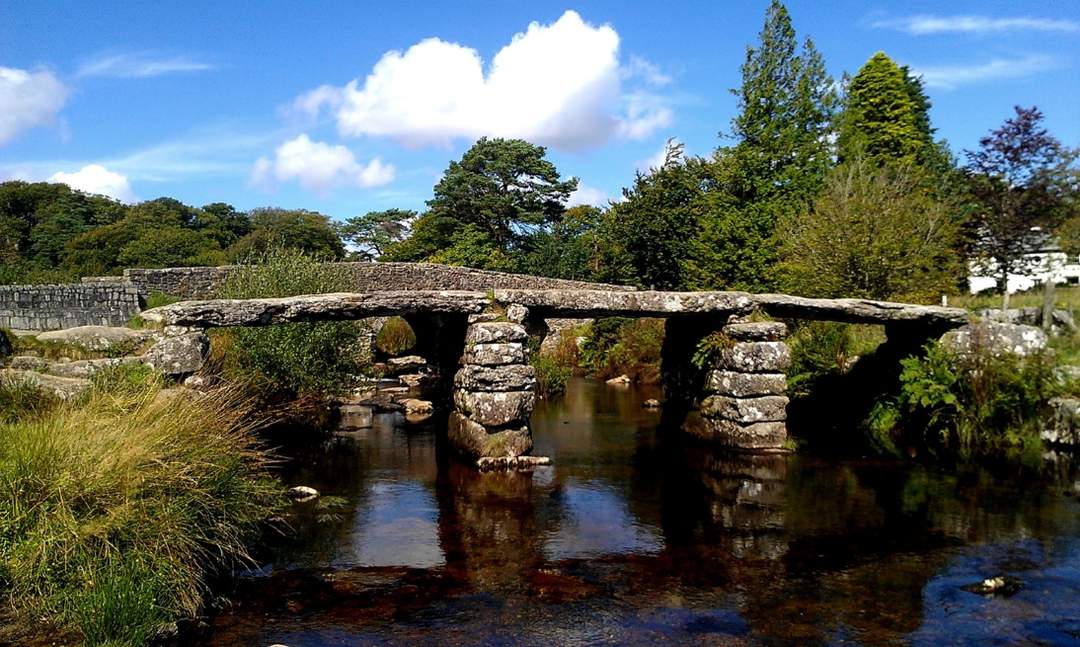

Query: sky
(1, 0), (1078, 222)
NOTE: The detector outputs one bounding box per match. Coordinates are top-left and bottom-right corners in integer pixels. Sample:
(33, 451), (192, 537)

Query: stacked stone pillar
(448, 316), (537, 463)
(684, 321), (791, 452)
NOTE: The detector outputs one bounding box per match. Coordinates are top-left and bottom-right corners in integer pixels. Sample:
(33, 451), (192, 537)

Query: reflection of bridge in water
(145, 287), (968, 462)
(201, 379), (1079, 645)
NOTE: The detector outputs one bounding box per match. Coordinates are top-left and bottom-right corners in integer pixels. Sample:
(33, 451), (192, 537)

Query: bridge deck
(141, 289), (970, 330)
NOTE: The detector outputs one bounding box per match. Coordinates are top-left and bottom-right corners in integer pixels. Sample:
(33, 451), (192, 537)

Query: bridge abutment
(448, 316), (538, 463)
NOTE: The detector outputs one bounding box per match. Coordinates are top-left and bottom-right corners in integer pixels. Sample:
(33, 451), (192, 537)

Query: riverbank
(0, 366), (283, 646)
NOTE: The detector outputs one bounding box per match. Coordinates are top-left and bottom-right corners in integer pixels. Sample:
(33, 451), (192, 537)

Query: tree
(521, 205), (615, 281)
(780, 155), (960, 301)
(339, 209), (414, 260)
(965, 106), (1074, 309)
(227, 208), (345, 261)
(838, 52), (923, 164)
(426, 137), (577, 251)
(688, 0), (837, 291)
(606, 141), (706, 289)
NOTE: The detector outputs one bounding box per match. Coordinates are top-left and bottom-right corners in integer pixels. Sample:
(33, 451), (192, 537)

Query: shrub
(786, 322), (885, 398)
(533, 354), (571, 399)
(581, 317), (665, 383)
(871, 341), (1059, 455)
(0, 373), (282, 646)
(375, 316), (416, 357)
(217, 247), (367, 399)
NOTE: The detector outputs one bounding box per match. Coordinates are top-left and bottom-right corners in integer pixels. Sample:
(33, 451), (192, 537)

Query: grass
(0, 365), (283, 646)
(128, 292), (181, 329)
(951, 285), (1080, 313)
(0, 376), (60, 423)
(374, 316), (417, 357)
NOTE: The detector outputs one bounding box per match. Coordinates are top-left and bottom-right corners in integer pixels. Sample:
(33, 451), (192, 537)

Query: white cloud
(872, 14), (1079, 35)
(0, 66), (68, 145)
(252, 134), (395, 192)
(912, 54), (1059, 90)
(49, 164), (136, 202)
(298, 10), (671, 150)
(78, 51), (215, 78)
(623, 55), (671, 86)
(566, 183), (610, 207)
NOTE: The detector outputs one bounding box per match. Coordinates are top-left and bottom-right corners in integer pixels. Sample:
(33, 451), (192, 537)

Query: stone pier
(448, 316), (538, 462)
(684, 320), (791, 452)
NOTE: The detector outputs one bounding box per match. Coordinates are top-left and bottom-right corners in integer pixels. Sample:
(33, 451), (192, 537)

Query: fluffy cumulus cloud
(294, 10), (671, 150)
(0, 66), (69, 145)
(566, 183), (611, 207)
(49, 164), (136, 202)
(252, 134), (395, 192)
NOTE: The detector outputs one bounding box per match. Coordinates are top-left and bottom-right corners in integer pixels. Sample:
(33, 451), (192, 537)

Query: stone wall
(109, 262), (634, 299)
(0, 283), (142, 331)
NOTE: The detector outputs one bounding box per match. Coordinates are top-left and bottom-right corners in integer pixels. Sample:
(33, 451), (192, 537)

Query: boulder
(506, 304), (529, 323)
(385, 355), (428, 375)
(606, 374), (631, 385)
(287, 486), (319, 502)
(45, 357), (141, 379)
(940, 321), (1047, 358)
(454, 364), (536, 391)
(7, 355), (47, 371)
(338, 404), (374, 429)
(722, 321), (787, 341)
(402, 398), (434, 416)
(705, 370), (786, 397)
(140, 332), (209, 376)
(642, 399), (661, 409)
(976, 307), (1077, 334)
(464, 322), (528, 345)
(0, 369), (90, 400)
(700, 395), (789, 423)
(461, 342), (526, 366)
(715, 342), (791, 373)
(539, 318), (591, 357)
(453, 389), (535, 427)
(36, 326), (157, 352)
(447, 412), (532, 459)
(1041, 397), (1080, 446)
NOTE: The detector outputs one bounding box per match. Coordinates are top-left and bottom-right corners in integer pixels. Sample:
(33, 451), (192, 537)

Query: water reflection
(199, 378), (1080, 646)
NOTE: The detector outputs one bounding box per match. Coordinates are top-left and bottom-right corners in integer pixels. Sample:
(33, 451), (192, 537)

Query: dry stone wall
(0, 283), (142, 331)
(116, 262), (634, 299)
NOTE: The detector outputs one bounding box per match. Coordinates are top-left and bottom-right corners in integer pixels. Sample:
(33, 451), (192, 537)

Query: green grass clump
(128, 291), (181, 328)
(0, 372), (283, 646)
(375, 316), (416, 357)
(533, 355), (571, 399)
(0, 376), (59, 423)
(217, 246), (368, 399)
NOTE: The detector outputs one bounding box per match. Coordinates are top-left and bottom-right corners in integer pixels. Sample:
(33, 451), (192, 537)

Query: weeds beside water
(0, 366), (283, 646)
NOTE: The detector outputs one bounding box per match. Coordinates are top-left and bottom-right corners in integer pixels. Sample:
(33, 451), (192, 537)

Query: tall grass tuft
(0, 369), (283, 646)
(217, 246), (369, 399)
(0, 376), (59, 423)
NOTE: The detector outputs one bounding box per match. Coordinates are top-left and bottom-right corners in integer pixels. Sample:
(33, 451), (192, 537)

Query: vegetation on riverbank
(0, 366), (283, 646)
(215, 247), (371, 406)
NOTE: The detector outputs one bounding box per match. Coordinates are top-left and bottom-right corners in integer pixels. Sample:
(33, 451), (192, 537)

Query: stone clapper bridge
(141, 289), (969, 467)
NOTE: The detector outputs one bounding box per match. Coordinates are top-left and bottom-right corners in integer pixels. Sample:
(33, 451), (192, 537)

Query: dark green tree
(426, 137), (577, 251)
(688, 0), (837, 291)
(227, 208), (345, 261)
(339, 209), (414, 260)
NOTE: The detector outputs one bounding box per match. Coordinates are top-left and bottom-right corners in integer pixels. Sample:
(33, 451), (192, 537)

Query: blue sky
(1, 1), (1077, 221)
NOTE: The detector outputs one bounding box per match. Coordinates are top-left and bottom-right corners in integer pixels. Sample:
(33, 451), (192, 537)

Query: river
(197, 377), (1080, 646)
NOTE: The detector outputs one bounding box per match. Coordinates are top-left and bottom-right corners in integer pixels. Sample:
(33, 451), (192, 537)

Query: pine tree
(686, 0), (837, 291)
(838, 52), (923, 163)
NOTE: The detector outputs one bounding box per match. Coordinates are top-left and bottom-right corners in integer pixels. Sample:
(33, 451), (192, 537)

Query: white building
(968, 229), (1080, 294)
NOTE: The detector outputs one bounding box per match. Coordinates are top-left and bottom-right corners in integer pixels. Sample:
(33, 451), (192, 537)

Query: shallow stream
(198, 378), (1080, 646)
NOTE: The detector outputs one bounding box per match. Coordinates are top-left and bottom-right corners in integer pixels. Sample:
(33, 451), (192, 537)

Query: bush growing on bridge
(0, 368), (282, 646)
(216, 247), (369, 401)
